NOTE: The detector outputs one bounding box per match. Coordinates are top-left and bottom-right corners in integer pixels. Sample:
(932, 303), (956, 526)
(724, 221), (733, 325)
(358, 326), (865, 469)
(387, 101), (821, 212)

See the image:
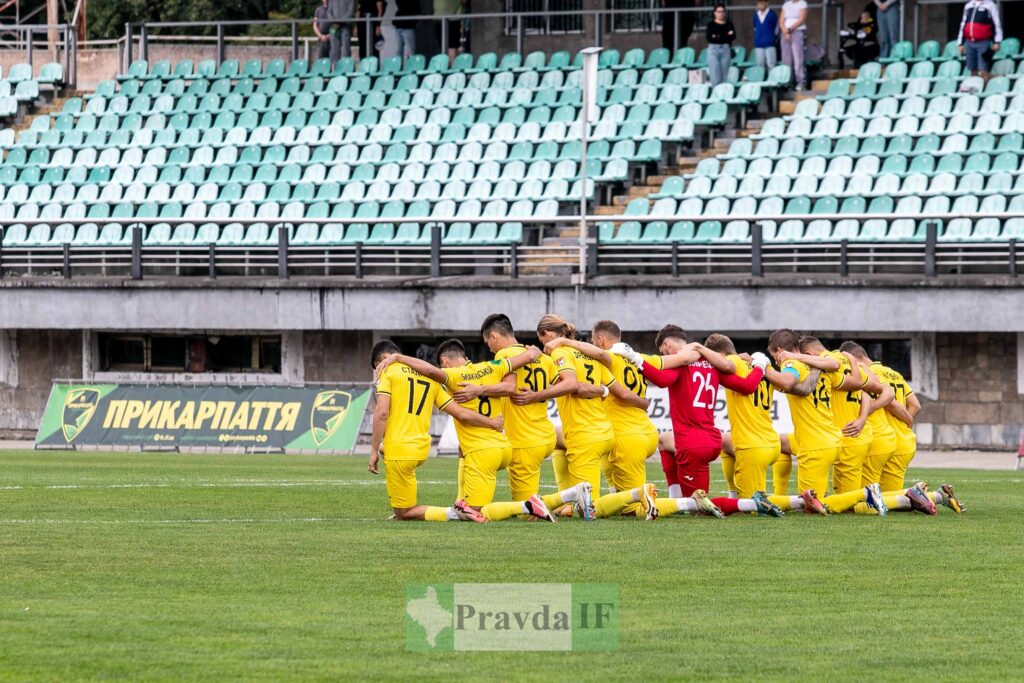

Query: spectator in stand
(380, 0), (399, 60)
(324, 0), (355, 65)
(434, 0), (464, 65)
(840, 10), (880, 67)
(313, 0), (333, 61)
(874, 0), (900, 59)
(706, 5), (736, 86)
(357, 0), (380, 61)
(662, 0), (697, 53)
(958, 0), (1002, 82)
(780, 0), (808, 90)
(752, 0), (779, 69)
(393, 0), (419, 62)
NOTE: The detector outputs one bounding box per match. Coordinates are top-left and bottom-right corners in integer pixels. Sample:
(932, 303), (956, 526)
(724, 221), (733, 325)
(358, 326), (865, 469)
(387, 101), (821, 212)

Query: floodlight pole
(576, 46), (602, 309)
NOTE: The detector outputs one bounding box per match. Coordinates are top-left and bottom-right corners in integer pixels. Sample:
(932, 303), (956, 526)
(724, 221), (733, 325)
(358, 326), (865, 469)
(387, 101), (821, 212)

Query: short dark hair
(798, 336), (823, 353)
(704, 333), (736, 355)
(370, 339), (401, 369)
(435, 339), (467, 365)
(839, 341), (868, 359)
(767, 329), (800, 353)
(592, 320), (621, 341)
(481, 313), (514, 338)
(655, 324), (687, 348)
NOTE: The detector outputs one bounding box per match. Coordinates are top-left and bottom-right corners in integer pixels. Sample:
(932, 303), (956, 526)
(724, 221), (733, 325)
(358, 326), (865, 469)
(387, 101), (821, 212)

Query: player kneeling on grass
(512, 314), (661, 520)
(610, 330), (785, 519)
(372, 340), (559, 522)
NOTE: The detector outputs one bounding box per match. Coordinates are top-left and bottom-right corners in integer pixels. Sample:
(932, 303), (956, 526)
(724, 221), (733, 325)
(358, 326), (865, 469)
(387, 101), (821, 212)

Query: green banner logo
(61, 387), (101, 442)
(309, 390), (351, 447)
(405, 583), (618, 652)
(36, 383), (370, 452)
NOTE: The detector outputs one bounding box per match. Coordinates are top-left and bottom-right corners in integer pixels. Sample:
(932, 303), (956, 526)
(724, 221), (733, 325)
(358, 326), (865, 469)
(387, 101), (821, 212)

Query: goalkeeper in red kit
(611, 325), (778, 517)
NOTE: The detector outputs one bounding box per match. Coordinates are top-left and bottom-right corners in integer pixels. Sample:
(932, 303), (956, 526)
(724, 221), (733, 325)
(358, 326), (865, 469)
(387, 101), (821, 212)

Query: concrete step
(626, 185), (661, 198)
(594, 205), (624, 216)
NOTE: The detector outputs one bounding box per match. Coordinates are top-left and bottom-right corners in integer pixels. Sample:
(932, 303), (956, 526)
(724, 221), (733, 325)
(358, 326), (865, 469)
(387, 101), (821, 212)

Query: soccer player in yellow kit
(703, 334), (801, 512)
(765, 329), (887, 515)
(474, 313), (564, 502)
(841, 342), (964, 515)
(541, 319), (661, 517)
(511, 314), (658, 520)
(368, 340), (505, 523)
(373, 340), (563, 522)
(791, 336), (890, 496)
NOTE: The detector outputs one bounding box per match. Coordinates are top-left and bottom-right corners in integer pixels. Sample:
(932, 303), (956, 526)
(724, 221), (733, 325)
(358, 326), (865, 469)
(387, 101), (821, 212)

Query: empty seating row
(1, 220), (525, 247)
(723, 131), (1024, 161)
(597, 217), (1024, 244)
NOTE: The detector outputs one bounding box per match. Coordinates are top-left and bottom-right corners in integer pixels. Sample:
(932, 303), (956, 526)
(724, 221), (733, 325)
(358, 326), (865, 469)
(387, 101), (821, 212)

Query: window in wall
(98, 334), (282, 374)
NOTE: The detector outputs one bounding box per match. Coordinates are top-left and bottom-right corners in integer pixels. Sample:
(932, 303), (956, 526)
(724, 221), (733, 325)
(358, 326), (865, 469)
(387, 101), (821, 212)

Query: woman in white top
(779, 0), (808, 89)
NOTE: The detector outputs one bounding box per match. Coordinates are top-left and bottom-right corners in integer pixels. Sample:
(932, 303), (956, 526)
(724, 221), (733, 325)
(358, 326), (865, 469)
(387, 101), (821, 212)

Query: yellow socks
(551, 448), (570, 491)
(595, 489), (636, 518)
(773, 456), (792, 496)
(767, 494), (793, 511)
(720, 451), (736, 495)
(481, 501), (526, 521)
(822, 489), (865, 513)
(423, 506), (451, 522)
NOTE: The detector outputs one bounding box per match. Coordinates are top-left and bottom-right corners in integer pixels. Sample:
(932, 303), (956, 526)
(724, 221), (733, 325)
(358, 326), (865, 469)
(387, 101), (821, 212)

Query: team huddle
(367, 313), (964, 523)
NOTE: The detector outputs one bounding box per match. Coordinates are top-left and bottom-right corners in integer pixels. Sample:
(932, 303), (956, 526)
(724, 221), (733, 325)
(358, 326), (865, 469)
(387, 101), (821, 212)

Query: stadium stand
(0, 39), (1020, 276)
(0, 48), (786, 253)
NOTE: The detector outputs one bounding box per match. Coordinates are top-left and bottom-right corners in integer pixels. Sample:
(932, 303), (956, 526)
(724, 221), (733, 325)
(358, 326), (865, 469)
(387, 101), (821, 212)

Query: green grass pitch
(1, 450), (1022, 681)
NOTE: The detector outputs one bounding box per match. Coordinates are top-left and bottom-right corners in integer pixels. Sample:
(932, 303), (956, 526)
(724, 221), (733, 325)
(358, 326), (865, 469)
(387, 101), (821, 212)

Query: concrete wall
(0, 330), (82, 433)
(916, 332), (1023, 450)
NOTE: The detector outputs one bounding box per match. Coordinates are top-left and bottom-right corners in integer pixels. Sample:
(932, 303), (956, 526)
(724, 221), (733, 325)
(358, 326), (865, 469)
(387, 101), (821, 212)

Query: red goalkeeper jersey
(641, 358), (763, 450)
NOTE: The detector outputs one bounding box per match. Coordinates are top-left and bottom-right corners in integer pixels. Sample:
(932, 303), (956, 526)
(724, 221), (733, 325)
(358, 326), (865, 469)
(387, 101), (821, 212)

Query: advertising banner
(35, 383), (371, 452)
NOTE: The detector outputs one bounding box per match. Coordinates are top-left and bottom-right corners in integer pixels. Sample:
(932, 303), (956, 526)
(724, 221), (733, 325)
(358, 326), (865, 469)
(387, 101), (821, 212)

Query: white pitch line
(0, 479), (455, 490)
(0, 517), (369, 525)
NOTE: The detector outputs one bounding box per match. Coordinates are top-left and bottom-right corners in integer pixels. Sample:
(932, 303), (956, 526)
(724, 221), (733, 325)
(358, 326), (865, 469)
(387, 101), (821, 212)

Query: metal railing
(0, 211), (1021, 282)
(0, 22), (76, 88)
(124, 3), (831, 72)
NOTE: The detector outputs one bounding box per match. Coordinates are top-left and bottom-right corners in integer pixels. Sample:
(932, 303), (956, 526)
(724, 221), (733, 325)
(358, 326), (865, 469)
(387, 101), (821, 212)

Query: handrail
(124, 2), (831, 69)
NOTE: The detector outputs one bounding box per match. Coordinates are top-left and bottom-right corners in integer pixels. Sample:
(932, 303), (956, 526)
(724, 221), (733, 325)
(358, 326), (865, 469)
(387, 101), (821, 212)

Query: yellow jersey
(605, 354), (659, 437)
(495, 343), (557, 449)
(376, 362), (453, 460)
(550, 346), (616, 446)
(824, 350), (874, 446)
(870, 362), (917, 455)
(442, 359), (512, 454)
(781, 358), (844, 452)
(861, 363), (897, 443)
(722, 354), (778, 450)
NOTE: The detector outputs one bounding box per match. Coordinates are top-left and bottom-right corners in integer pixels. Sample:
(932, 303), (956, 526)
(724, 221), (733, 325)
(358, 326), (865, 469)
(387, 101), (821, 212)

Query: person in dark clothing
(662, 0), (696, 53)
(705, 4), (735, 86)
(840, 10), (880, 67)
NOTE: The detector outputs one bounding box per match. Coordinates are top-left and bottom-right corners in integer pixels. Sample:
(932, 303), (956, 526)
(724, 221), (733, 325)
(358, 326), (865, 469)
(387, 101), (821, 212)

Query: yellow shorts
(833, 440), (870, 494)
(567, 436), (615, 494)
(383, 456), (427, 509)
(461, 445), (514, 507)
(734, 443), (782, 498)
(605, 430), (658, 492)
(796, 446), (840, 496)
(880, 450), (916, 493)
(507, 436), (557, 501)
(786, 432), (799, 456)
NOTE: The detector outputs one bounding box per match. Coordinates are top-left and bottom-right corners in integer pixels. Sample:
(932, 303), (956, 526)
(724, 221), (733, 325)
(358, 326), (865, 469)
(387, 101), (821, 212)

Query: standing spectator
(433, 0), (464, 65)
(393, 0), (419, 62)
(313, 0), (333, 61)
(662, 0), (697, 53)
(780, 0), (808, 90)
(752, 0), (779, 69)
(706, 5), (736, 86)
(874, 0), (900, 59)
(958, 0), (1002, 82)
(325, 0), (355, 65)
(357, 0), (380, 61)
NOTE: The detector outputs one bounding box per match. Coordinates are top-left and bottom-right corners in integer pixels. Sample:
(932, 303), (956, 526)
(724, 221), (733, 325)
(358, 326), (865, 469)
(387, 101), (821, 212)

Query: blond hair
(536, 313), (576, 339)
